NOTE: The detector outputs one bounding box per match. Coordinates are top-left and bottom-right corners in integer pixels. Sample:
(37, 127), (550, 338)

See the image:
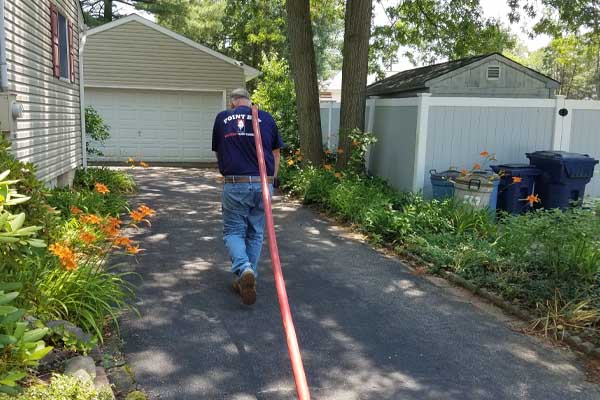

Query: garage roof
(86, 14), (261, 82)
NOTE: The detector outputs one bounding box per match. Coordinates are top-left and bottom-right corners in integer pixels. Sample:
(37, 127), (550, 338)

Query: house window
(50, 3), (75, 82)
(487, 66), (501, 80)
(58, 13), (69, 79)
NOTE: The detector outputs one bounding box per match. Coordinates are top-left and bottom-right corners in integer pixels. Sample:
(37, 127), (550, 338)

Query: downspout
(79, 24), (87, 168)
(0, 0), (9, 92)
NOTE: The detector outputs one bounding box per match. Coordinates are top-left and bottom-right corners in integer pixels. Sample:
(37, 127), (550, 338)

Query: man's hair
(230, 88), (250, 101)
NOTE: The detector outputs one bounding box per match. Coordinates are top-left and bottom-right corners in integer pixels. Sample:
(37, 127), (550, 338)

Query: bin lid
(526, 151), (594, 162)
(430, 169), (461, 179)
(490, 164), (541, 176)
(526, 151), (598, 178)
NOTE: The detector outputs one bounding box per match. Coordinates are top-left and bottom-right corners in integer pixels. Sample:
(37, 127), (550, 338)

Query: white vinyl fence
(321, 95), (600, 199)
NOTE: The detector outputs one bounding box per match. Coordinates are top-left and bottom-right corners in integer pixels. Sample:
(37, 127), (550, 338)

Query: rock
(64, 356), (97, 381)
(565, 335), (583, 348)
(94, 367), (115, 399)
(580, 341), (595, 354)
(47, 320), (95, 346)
(108, 366), (137, 394)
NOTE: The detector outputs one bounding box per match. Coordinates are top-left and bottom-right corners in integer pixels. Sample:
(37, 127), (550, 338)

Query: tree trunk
(285, 0), (323, 166)
(336, 0), (373, 169)
(103, 0), (113, 22)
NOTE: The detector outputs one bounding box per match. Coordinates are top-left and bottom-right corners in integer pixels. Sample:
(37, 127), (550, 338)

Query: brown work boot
(239, 268), (256, 305)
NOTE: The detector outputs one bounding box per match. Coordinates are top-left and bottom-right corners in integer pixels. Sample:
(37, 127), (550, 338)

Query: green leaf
(1, 308), (24, 325)
(0, 334), (17, 346)
(27, 344), (53, 361)
(0, 283), (22, 291)
(27, 238), (47, 248)
(12, 322), (26, 340)
(22, 328), (48, 343)
(0, 306), (17, 316)
(0, 371), (27, 386)
(0, 170), (9, 181)
(0, 236), (20, 243)
(0, 292), (18, 305)
(8, 213), (25, 231)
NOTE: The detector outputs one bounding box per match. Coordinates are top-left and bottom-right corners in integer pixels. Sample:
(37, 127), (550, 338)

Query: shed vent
(487, 66), (501, 80)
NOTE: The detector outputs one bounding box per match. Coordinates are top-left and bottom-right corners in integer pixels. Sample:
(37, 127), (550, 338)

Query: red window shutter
(68, 21), (75, 82)
(50, 3), (60, 78)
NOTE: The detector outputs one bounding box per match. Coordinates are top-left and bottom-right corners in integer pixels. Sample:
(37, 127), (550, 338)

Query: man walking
(212, 89), (284, 305)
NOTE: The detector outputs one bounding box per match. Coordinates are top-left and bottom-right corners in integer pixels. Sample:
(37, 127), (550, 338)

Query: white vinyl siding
(5, 0), (82, 183)
(83, 20), (245, 91)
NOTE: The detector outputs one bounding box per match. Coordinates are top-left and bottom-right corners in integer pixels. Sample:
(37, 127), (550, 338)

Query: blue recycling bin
(526, 151), (598, 210)
(430, 169), (460, 200)
(491, 164), (541, 214)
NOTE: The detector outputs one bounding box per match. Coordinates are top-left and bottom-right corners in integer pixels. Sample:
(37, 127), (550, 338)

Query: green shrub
(0, 373), (113, 400)
(74, 167), (136, 194)
(85, 106), (111, 157)
(47, 189), (128, 220)
(0, 287), (53, 395)
(0, 139), (59, 237)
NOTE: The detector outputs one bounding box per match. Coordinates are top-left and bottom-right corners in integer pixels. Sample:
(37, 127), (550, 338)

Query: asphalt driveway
(121, 167), (599, 400)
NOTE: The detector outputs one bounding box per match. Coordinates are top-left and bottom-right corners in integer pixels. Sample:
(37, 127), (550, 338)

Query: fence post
(551, 95), (572, 151)
(327, 101), (333, 149)
(412, 93), (432, 192)
(365, 98), (376, 170)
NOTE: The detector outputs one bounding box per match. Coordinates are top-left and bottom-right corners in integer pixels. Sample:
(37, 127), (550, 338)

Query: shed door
(86, 88), (223, 162)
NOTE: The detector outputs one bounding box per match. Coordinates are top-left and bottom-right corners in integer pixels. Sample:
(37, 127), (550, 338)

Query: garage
(82, 14), (260, 163)
(86, 88), (223, 162)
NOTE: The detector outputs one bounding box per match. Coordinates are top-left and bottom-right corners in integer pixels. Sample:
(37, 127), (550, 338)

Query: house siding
(83, 20), (245, 92)
(5, 0), (82, 184)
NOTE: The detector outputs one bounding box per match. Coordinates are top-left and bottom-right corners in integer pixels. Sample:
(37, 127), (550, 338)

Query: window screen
(58, 13), (69, 79)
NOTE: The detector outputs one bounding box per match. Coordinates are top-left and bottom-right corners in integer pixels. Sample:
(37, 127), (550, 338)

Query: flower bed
(279, 158), (600, 345)
(1, 139), (153, 396)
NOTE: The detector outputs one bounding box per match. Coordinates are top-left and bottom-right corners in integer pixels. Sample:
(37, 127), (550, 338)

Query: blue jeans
(221, 182), (272, 277)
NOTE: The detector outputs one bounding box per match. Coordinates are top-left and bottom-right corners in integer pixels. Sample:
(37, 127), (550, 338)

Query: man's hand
(273, 149), (281, 178)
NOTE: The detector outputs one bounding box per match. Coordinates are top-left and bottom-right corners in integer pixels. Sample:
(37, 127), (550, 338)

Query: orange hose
(251, 105), (311, 400)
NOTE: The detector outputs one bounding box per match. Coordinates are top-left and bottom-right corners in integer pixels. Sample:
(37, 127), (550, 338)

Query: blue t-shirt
(212, 106), (284, 176)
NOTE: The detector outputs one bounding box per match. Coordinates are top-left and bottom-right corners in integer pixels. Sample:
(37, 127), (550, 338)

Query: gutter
(79, 24), (87, 168)
(0, 0), (8, 92)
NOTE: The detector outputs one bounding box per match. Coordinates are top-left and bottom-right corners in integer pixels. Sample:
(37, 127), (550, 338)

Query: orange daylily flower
(287, 159), (295, 166)
(80, 214), (102, 225)
(294, 149), (301, 156)
(140, 161), (150, 168)
(297, 156), (303, 161)
(113, 236), (133, 247)
(80, 231), (96, 245)
(95, 182), (110, 195)
(352, 140), (360, 147)
(334, 172), (342, 179)
(473, 163), (481, 170)
(480, 151), (490, 157)
(49, 243), (77, 271)
(324, 164), (333, 171)
(130, 210), (144, 223)
(525, 194), (541, 206)
(101, 217), (122, 237)
(336, 148), (344, 154)
(137, 205), (156, 218)
(460, 169), (469, 175)
(126, 245), (142, 255)
(512, 176), (522, 183)
(127, 158), (136, 164)
(70, 205), (83, 215)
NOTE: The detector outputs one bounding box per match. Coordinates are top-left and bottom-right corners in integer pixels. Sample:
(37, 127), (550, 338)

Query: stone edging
(400, 251), (600, 359)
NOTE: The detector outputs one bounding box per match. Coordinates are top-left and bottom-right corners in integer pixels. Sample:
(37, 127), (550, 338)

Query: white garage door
(86, 88), (223, 162)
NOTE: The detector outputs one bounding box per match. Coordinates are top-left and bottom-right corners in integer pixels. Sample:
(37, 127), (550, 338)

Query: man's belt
(224, 176), (274, 184)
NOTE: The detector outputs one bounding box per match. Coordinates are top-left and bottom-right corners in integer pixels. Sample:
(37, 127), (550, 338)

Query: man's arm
(273, 148), (280, 177)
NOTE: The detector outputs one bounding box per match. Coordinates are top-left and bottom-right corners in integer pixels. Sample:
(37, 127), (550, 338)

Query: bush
(85, 106), (111, 157)
(74, 167), (136, 194)
(47, 189), (128, 220)
(279, 162), (600, 334)
(0, 373), (113, 400)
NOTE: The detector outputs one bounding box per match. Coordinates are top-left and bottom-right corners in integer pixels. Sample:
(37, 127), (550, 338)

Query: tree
(371, 0), (516, 78)
(79, 0), (155, 25)
(336, 0), (372, 169)
(509, 1), (600, 98)
(285, 0), (323, 166)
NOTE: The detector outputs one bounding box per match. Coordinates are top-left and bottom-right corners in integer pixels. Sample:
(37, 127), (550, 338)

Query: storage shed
(83, 14), (260, 163)
(367, 53), (560, 98)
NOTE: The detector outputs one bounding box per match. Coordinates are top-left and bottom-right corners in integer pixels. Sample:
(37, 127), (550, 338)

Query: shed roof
(85, 14), (261, 82)
(366, 53), (560, 97)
